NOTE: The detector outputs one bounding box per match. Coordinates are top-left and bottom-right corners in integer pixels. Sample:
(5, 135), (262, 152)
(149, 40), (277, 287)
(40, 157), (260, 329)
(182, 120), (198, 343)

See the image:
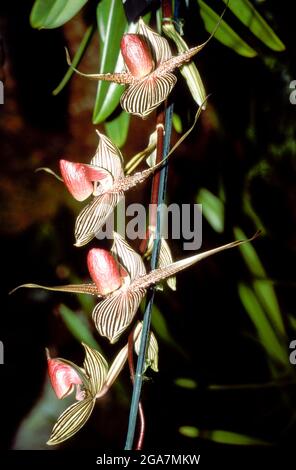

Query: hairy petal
(133, 236), (259, 290)
(9, 283), (100, 296)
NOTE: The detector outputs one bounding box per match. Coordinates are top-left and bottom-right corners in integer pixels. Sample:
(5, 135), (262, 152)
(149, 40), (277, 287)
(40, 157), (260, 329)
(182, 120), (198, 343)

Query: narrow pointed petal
(9, 283), (100, 296)
(74, 192), (122, 247)
(138, 18), (172, 65)
(162, 22), (206, 109)
(47, 397), (95, 446)
(99, 323), (142, 395)
(82, 343), (108, 396)
(112, 232), (146, 281)
(121, 73), (177, 118)
(133, 235), (259, 290)
(65, 48), (133, 84)
(121, 34), (154, 78)
(91, 131), (124, 180)
(134, 323), (159, 372)
(87, 249), (123, 296)
(60, 160), (94, 201)
(92, 288), (146, 343)
(47, 355), (83, 400)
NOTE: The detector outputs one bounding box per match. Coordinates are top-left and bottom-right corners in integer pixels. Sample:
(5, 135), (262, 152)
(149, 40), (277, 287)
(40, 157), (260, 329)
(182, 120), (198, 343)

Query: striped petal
(82, 343), (108, 396)
(138, 18), (172, 65)
(87, 249), (123, 296)
(47, 397), (95, 446)
(134, 323), (159, 373)
(90, 131), (124, 180)
(111, 232), (146, 282)
(146, 229), (176, 290)
(9, 283), (99, 296)
(120, 73), (177, 118)
(60, 160), (94, 201)
(74, 192), (122, 247)
(92, 287), (146, 343)
(133, 235), (259, 290)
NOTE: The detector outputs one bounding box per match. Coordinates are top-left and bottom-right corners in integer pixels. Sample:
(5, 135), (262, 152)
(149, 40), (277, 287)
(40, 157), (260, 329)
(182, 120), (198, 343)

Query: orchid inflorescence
(13, 9), (257, 446)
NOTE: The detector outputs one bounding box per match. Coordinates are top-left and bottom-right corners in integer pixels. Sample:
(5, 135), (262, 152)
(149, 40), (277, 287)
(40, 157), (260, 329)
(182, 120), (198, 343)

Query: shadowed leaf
(30, 0), (88, 29)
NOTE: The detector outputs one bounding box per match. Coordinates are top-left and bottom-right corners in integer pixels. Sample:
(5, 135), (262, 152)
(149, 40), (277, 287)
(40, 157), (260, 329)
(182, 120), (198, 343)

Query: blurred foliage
(179, 426), (270, 445)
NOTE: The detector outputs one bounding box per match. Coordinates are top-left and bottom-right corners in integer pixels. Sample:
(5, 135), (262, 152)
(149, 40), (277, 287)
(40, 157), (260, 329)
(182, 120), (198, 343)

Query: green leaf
(222, 0), (285, 51)
(104, 111), (131, 148)
(197, 0), (257, 57)
(150, 304), (178, 351)
(233, 227), (265, 277)
(92, 0), (135, 124)
(58, 304), (100, 350)
(30, 0), (88, 29)
(238, 283), (287, 366)
(179, 427), (270, 445)
(234, 227), (286, 338)
(174, 378), (198, 389)
(53, 24), (94, 95)
(197, 188), (224, 233)
(179, 426), (199, 438)
(172, 113), (182, 133)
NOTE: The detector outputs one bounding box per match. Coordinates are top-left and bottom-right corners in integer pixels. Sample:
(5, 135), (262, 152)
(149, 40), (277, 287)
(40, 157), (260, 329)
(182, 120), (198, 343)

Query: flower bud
(87, 249), (123, 296)
(120, 34), (154, 79)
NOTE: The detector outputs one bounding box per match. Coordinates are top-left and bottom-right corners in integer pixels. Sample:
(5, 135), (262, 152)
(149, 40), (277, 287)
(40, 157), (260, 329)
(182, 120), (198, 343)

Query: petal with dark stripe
(74, 192), (122, 247)
(120, 73), (177, 118)
(134, 323), (159, 372)
(47, 397), (95, 446)
(90, 132), (124, 180)
(82, 343), (108, 396)
(92, 288), (146, 343)
(111, 232), (146, 282)
(138, 18), (172, 65)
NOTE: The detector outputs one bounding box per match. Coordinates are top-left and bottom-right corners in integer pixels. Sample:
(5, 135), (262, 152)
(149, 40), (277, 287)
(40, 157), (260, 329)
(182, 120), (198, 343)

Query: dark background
(1, 0), (296, 453)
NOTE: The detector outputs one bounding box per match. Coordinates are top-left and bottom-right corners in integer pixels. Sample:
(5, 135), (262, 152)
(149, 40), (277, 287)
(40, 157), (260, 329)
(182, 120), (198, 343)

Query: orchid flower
(67, 18), (211, 118)
(14, 232), (258, 344)
(60, 132), (169, 247)
(46, 325), (158, 445)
